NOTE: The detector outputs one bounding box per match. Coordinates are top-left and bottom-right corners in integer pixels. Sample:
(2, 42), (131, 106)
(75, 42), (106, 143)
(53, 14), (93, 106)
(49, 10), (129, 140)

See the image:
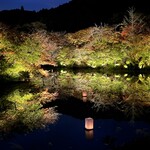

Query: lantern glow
(82, 91), (87, 97)
(85, 117), (94, 130)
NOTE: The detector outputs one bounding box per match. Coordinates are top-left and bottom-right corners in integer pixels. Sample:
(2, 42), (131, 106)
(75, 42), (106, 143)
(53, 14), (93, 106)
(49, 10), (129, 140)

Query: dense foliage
(0, 8), (150, 82)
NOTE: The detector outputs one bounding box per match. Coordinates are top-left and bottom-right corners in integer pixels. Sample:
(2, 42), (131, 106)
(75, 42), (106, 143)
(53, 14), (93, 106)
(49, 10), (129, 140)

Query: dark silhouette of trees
(20, 6), (24, 11)
(0, 0), (149, 32)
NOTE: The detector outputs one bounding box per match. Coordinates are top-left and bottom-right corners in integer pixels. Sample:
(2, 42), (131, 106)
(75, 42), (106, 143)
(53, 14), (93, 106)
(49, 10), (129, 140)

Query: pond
(0, 69), (150, 150)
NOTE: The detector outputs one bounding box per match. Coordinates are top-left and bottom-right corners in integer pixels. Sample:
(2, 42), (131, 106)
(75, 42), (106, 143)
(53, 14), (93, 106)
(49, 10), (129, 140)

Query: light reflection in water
(0, 70), (150, 149)
(42, 70), (150, 121)
(82, 96), (87, 102)
(85, 130), (94, 140)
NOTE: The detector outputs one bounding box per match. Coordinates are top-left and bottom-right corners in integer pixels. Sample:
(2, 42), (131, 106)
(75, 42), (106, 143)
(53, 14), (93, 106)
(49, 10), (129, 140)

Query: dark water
(0, 114), (150, 150)
(1, 70), (150, 150)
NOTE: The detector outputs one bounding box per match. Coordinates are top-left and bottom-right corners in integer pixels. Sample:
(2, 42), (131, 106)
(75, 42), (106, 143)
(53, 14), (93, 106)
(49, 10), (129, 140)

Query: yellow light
(85, 117), (94, 130)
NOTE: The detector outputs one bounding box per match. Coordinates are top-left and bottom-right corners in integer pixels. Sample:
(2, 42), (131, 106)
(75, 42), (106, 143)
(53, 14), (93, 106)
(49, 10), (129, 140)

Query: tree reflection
(118, 79), (150, 121)
(41, 70), (150, 121)
(1, 71), (150, 135)
(0, 84), (59, 136)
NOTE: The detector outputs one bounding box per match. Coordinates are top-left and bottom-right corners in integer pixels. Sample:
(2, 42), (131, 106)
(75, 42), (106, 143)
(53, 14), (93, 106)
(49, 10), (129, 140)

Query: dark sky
(0, 0), (71, 11)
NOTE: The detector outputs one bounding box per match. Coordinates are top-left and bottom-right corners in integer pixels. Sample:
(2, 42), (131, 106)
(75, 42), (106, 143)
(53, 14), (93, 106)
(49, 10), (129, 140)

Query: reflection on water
(0, 70), (150, 149)
(0, 83), (59, 136)
(85, 129), (94, 140)
(42, 70), (150, 121)
(0, 114), (150, 150)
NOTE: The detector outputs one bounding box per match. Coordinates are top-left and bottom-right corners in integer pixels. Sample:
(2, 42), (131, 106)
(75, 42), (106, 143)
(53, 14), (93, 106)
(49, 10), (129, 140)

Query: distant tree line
(0, 0), (150, 32)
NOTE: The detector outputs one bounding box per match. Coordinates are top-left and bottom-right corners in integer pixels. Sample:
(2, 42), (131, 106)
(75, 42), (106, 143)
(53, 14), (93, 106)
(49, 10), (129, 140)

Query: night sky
(0, 0), (71, 11)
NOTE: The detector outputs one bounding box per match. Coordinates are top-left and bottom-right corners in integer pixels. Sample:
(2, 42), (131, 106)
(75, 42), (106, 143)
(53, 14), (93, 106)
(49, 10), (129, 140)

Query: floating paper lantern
(82, 91), (87, 97)
(85, 117), (94, 130)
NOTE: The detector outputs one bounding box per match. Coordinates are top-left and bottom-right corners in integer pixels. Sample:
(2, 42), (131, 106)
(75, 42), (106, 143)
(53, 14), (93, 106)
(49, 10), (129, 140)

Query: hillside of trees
(0, 0), (150, 32)
(0, 1), (150, 83)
